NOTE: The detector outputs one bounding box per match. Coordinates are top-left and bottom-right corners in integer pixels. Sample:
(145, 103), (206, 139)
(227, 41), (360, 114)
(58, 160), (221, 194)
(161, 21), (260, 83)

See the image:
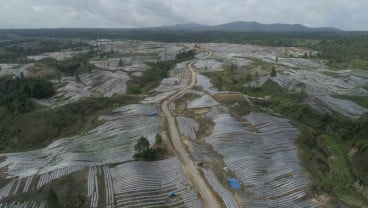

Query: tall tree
(134, 136), (150, 153)
(270, 66), (277, 77)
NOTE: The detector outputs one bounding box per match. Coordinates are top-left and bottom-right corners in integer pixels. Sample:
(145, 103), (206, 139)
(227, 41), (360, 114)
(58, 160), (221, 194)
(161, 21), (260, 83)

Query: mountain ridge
(152, 21), (342, 32)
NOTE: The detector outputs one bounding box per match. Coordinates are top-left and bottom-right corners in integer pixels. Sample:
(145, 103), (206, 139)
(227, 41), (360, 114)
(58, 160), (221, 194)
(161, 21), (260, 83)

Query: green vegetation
(155, 133), (162, 145)
(333, 94), (368, 108)
(205, 63), (282, 97)
(0, 95), (140, 152)
(0, 77), (54, 114)
(40, 51), (95, 76)
(0, 39), (88, 63)
(134, 136), (150, 153)
(315, 37), (368, 69)
(46, 173), (88, 208)
(270, 65), (277, 77)
(2, 30), (368, 69)
(321, 70), (340, 78)
(207, 68), (368, 206)
(46, 189), (60, 208)
(175, 50), (196, 61)
(134, 135), (167, 161)
(127, 50), (196, 94)
(127, 60), (177, 94)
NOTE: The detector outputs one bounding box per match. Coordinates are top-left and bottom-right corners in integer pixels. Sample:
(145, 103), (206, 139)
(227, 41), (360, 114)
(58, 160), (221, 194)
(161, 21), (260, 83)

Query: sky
(0, 0), (367, 30)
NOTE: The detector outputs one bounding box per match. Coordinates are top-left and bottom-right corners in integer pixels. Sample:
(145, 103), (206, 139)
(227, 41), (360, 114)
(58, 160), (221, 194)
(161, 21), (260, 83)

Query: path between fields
(160, 54), (221, 208)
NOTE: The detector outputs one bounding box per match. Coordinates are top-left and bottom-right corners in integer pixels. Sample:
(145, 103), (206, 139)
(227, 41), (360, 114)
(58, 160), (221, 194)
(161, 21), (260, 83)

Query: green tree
(119, 58), (123, 67)
(304, 52), (308, 58)
(155, 133), (162, 145)
(255, 71), (260, 83)
(270, 66), (277, 77)
(75, 74), (81, 82)
(245, 72), (252, 82)
(230, 63), (237, 71)
(134, 136), (150, 153)
(47, 189), (60, 208)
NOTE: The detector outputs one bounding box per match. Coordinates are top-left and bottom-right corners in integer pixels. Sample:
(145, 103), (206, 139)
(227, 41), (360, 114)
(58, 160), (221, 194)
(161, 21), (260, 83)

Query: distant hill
(153, 21), (342, 32)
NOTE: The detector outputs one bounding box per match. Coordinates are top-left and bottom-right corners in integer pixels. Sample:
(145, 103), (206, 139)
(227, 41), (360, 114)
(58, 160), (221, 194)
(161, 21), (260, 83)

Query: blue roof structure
(228, 178), (241, 190)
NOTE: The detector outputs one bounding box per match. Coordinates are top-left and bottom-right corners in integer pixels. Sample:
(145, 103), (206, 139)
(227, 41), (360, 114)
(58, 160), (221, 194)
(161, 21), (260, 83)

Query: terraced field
(111, 157), (203, 208)
(206, 113), (318, 207)
(0, 104), (164, 206)
(1, 39), (368, 207)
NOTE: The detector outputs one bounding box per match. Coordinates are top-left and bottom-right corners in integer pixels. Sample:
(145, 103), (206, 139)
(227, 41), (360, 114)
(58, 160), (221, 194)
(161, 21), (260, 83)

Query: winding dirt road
(160, 59), (221, 208)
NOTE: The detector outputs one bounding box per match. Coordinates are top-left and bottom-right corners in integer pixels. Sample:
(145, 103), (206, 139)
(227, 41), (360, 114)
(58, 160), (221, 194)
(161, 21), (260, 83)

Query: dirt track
(160, 60), (221, 208)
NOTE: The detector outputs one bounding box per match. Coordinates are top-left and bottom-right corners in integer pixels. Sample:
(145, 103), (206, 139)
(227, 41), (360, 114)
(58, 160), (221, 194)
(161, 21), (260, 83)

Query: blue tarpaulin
(228, 178), (241, 190)
(148, 112), (158, 117)
(167, 191), (176, 197)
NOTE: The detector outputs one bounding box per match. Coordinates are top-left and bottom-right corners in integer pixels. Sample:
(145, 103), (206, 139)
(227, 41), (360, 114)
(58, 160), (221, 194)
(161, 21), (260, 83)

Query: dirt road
(160, 61), (221, 208)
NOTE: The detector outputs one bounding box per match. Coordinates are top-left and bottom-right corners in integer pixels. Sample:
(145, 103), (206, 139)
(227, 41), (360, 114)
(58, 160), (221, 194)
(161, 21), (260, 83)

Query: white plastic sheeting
(0, 104), (162, 179)
(206, 113), (318, 207)
(176, 116), (199, 140)
(187, 95), (219, 109)
(110, 157), (203, 208)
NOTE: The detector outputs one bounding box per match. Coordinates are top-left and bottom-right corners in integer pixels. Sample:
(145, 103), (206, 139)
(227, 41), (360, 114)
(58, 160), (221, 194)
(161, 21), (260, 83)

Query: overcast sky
(0, 0), (367, 30)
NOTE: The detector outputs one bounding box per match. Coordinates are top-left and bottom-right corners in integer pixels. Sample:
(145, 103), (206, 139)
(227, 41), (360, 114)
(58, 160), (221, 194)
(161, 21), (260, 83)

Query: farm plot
(91, 58), (149, 72)
(162, 44), (184, 60)
(0, 180), (15, 200)
(155, 78), (182, 92)
(200, 43), (311, 63)
(176, 116), (199, 140)
(0, 104), (162, 179)
(186, 142), (213, 162)
(110, 157), (203, 208)
(140, 91), (176, 104)
(37, 166), (85, 189)
(27, 51), (85, 61)
(88, 166), (99, 208)
(194, 59), (223, 72)
(48, 70), (130, 106)
(0, 201), (46, 208)
(317, 95), (368, 119)
(272, 69), (368, 96)
(102, 166), (115, 208)
(87, 165), (116, 208)
(231, 57), (253, 67)
(187, 95), (220, 109)
(204, 105), (228, 119)
(196, 75), (219, 95)
(0, 64), (33, 79)
(169, 61), (191, 86)
(206, 113), (318, 207)
(203, 169), (239, 208)
(271, 69), (368, 118)
(278, 57), (322, 68)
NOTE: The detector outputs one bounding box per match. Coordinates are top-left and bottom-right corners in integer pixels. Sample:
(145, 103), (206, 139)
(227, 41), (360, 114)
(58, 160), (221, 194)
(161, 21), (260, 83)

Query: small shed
(228, 178), (241, 190)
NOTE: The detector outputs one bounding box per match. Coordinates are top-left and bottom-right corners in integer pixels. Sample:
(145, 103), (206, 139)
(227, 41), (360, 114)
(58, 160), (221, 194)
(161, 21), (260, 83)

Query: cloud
(0, 0), (367, 30)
